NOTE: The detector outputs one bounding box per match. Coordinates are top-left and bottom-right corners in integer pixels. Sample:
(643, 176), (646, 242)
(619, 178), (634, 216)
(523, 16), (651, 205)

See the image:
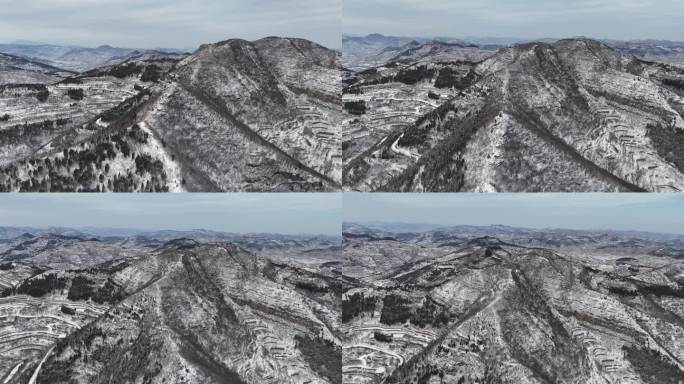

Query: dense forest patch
(646, 123), (684, 174)
(342, 292), (376, 322)
(295, 335), (341, 384)
(344, 100), (366, 115)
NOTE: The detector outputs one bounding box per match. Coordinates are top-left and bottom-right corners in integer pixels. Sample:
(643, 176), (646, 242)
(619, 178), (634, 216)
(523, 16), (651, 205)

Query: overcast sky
(0, 194), (341, 235)
(344, 0), (684, 41)
(344, 194), (684, 235)
(0, 0), (341, 49)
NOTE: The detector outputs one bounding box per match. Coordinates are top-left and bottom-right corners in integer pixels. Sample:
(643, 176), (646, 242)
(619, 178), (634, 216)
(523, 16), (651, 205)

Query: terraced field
(0, 229), (344, 384)
(0, 36), (342, 192)
(0, 78), (137, 165)
(341, 224), (684, 384)
(0, 294), (108, 383)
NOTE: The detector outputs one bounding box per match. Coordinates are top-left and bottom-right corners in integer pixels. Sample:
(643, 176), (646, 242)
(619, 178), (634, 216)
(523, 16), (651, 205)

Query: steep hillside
(0, 43), (186, 72)
(342, 59), (478, 165)
(341, 225), (684, 384)
(344, 38), (684, 192)
(0, 233), (345, 384)
(377, 40), (493, 67)
(149, 37), (342, 191)
(0, 60), (185, 192)
(0, 36), (341, 192)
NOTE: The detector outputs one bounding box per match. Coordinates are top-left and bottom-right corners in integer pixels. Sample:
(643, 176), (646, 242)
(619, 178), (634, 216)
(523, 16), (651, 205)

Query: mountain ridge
(341, 224), (684, 383)
(0, 231), (344, 383)
(0, 36), (342, 192)
(343, 37), (684, 192)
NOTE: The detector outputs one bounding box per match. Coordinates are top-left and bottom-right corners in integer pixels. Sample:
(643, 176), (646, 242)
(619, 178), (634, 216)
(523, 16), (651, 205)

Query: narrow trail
(382, 292), (499, 383)
(28, 346), (53, 384)
(2, 363), (22, 384)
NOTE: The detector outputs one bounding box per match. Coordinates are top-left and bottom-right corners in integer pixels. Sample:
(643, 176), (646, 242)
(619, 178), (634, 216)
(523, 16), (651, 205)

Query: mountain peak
(467, 236), (507, 247)
(161, 238), (200, 250)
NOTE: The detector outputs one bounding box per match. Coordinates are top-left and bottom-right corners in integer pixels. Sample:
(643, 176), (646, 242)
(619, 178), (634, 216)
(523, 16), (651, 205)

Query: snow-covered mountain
(344, 38), (684, 192)
(0, 229), (343, 384)
(0, 43), (187, 72)
(341, 223), (684, 383)
(343, 33), (684, 69)
(0, 36), (341, 192)
(342, 34), (493, 71)
(0, 53), (75, 84)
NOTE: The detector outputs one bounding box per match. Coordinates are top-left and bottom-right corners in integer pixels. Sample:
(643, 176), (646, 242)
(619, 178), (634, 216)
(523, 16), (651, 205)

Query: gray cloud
(343, 0), (684, 41)
(0, 0), (341, 49)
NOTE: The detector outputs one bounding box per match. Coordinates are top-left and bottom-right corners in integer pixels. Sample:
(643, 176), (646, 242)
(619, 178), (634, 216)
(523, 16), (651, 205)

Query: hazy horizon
(0, 0), (341, 50)
(344, 0), (684, 42)
(343, 32), (684, 43)
(343, 221), (684, 236)
(344, 194), (684, 235)
(0, 225), (341, 237)
(0, 194), (342, 236)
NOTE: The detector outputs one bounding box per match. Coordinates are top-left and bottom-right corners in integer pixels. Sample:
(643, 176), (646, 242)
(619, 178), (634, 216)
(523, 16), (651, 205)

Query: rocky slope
(341, 224), (684, 384)
(344, 38), (684, 192)
(0, 36), (341, 192)
(0, 230), (345, 384)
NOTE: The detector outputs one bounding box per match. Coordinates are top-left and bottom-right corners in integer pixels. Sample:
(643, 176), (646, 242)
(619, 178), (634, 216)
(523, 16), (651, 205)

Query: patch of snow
(463, 112), (507, 192)
(391, 133), (419, 159)
(95, 118), (109, 128)
(138, 121), (184, 192)
(28, 347), (54, 384)
(3, 362), (22, 384)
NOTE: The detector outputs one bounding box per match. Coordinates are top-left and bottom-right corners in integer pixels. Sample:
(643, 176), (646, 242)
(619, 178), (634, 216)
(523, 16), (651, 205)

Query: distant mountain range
(3, 33), (684, 192)
(1, 222), (682, 383)
(0, 52), (75, 84)
(0, 228), (343, 383)
(0, 226), (341, 253)
(343, 33), (684, 69)
(343, 222), (684, 244)
(343, 34), (504, 70)
(0, 42), (189, 72)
